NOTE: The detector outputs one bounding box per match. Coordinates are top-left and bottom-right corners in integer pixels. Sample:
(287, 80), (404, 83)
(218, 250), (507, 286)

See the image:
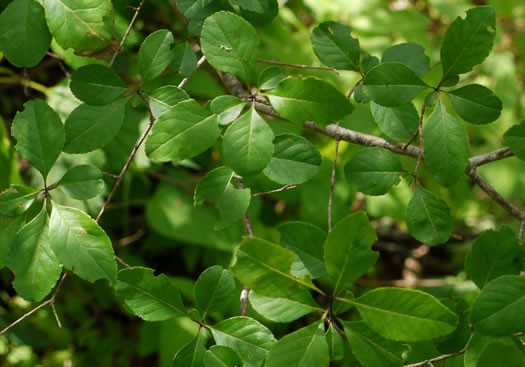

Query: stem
(109, 0), (146, 67)
(404, 350), (464, 367)
(412, 104), (427, 181)
(257, 59), (340, 75)
(328, 124), (341, 233)
(179, 56), (207, 89)
(252, 185), (296, 197)
(347, 76), (364, 99)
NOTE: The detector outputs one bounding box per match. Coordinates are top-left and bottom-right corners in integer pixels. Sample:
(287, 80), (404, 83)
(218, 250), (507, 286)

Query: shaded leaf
(173, 329), (207, 367)
(69, 65), (128, 106)
(57, 164), (104, 200)
(195, 265), (235, 317)
(257, 66), (284, 91)
(171, 42), (198, 78)
(145, 86), (190, 119)
(504, 122), (525, 161)
(204, 345), (242, 367)
(0, 216), (25, 269)
(381, 43), (430, 77)
(210, 95), (247, 125)
(139, 30), (175, 82)
(326, 324), (344, 361)
(239, 0), (278, 26)
(176, 0), (221, 21)
(370, 102), (419, 141)
(311, 21), (360, 71)
(447, 84), (502, 124)
(464, 333), (525, 367)
(0, 185), (39, 217)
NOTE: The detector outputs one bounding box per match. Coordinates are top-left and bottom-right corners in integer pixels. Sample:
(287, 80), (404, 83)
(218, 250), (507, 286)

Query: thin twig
(428, 60), (442, 72)
(235, 177), (253, 316)
(103, 172), (121, 179)
(468, 147), (513, 168)
(520, 221), (525, 243)
(179, 56), (207, 88)
(116, 255), (132, 268)
(412, 104), (427, 181)
(328, 123), (341, 233)
(347, 76), (364, 99)
(252, 185), (296, 197)
(257, 59), (339, 75)
(109, 0), (146, 67)
(403, 130), (419, 149)
(404, 349), (464, 367)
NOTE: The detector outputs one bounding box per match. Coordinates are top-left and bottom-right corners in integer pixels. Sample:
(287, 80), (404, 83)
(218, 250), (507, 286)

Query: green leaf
(43, 0), (114, 54)
(49, 203), (116, 284)
(440, 6), (496, 80)
(201, 11), (259, 82)
(354, 287), (458, 342)
(230, 0), (265, 12)
(57, 164), (104, 200)
(139, 30), (175, 82)
(406, 185), (454, 246)
(248, 291), (321, 323)
(0, 0), (51, 67)
(504, 122), (525, 161)
(326, 324), (344, 361)
(231, 237), (317, 298)
(0, 185), (39, 217)
(69, 65), (128, 106)
(423, 100), (470, 187)
(176, 0), (221, 21)
(381, 43), (430, 77)
(223, 106), (274, 176)
(7, 205), (62, 302)
(344, 321), (406, 367)
(195, 265), (235, 317)
(265, 77), (354, 125)
(311, 21), (360, 71)
(464, 333), (525, 367)
(362, 63), (429, 107)
(278, 221), (327, 279)
(447, 84), (502, 124)
(195, 166), (236, 205)
(115, 267), (185, 321)
(63, 99), (127, 154)
(171, 43), (198, 78)
(204, 346), (242, 367)
(11, 99), (64, 180)
(238, 0), (278, 26)
(266, 321), (329, 367)
(257, 66), (284, 91)
(362, 54), (379, 73)
(145, 86), (190, 119)
(210, 316), (276, 367)
(263, 134), (321, 185)
(370, 102), (419, 141)
(465, 227), (523, 289)
(470, 275), (525, 336)
(210, 96), (247, 125)
(344, 148), (406, 196)
(145, 99), (220, 162)
(173, 329), (207, 367)
(0, 216), (25, 269)
(324, 212), (378, 293)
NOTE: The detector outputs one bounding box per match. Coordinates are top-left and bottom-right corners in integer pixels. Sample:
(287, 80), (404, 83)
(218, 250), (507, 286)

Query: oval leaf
(70, 65), (128, 106)
(173, 331), (207, 367)
(265, 77), (354, 125)
(138, 29), (175, 82)
(11, 99), (64, 179)
(58, 164), (104, 200)
(311, 21), (360, 71)
(354, 287), (458, 342)
(0, 185), (39, 217)
(210, 95), (247, 125)
(370, 102), (419, 141)
(344, 147), (406, 196)
(381, 43), (430, 77)
(0, 216), (26, 269)
(195, 265), (235, 317)
(263, 134), (321, 185)
(257, 66), (284, 91)
(115, 267), (186, 321)
(406, 185), (454, 246)
(248, 291), (321, 323)
(204, 345), (242, 367)
(504, 122), (525, 161)
(144, 86), (190, 119)
(447, 84), (502, 124)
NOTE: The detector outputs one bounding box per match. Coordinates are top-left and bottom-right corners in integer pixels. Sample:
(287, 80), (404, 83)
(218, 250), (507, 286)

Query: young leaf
(115, 267), (186, 321)
(7, 205), (62, 302)
(195, 266), (235, 317)
(354, 287), (459, 342)
(465, 227), (523, 289)
(504, 122), (525, 161)
(423, 100), (470, 187)
(171, 42), (198, 78)
(344, 321), (406, 367)
(278, 221), (327, 279)
(63, 99), (128, 154)
(69, 65), (128, 106)
(406, 185), (454, 246)
(145, 99), (220, 162)
(0, 0), (51, 67)
(222, 106), (274, 177)
(263, 134), (321, 185)
(138, 30), (175, 82)
(265, 77), (354, 125)
(311, 21), (360, 71)
(440, 6), (496, 80)
(257, 66), (284, 91)
(204, 345), (242, 367)
(57, 165), (104, 200)
(324, 212), (378, 293)
(49, 203), (117, 284)
(43, 0), (114, 54)
(201, 11), (259, 82)
(11, 99), (64, 180)
(173, 330), (207, 367)
(370, 102), (419, 141)
(210, 316), (276, 367)
(266, 320), (330, 367)
(210, 96), (247, 125)
(248, 291), (322, 323)
(363, 63), (429, 107)
(344, 147), (406, 196)
(381, 43), (430, 77)
(231, 237), (317, 297)
(0, 185), (39, 217)
(0, 216), (25, 269)
(144, 86), (190, 119)
(447, 84), (502, 124)
(470, 275), (525, 337)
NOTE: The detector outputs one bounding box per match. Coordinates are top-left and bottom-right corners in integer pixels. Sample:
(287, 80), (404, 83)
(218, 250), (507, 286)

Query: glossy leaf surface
(195, 265), (235, 317)
(58, 165), (104, 200)
(447, 84), (502, 124)
(311, 21), (360, 71)
(70, 65), (128, 106)
(138, 30), (175, 82)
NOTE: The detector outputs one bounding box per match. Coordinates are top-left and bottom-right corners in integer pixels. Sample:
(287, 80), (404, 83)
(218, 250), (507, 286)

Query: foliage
(0, 0), (524, 366)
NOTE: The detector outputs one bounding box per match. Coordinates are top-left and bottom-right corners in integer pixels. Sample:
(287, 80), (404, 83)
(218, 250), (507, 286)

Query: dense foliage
(0, 0), (524, 366)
